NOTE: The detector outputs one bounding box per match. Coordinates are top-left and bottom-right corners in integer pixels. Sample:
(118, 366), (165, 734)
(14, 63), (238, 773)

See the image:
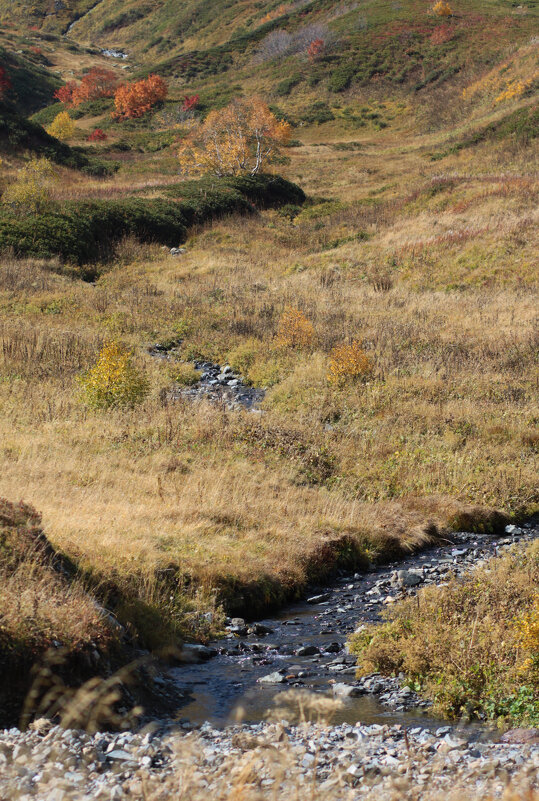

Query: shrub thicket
(1, 156), (56, 214)
(275, 307), (315, 349)
(0, 106), (114, 175)
(0, 173), (304, 265)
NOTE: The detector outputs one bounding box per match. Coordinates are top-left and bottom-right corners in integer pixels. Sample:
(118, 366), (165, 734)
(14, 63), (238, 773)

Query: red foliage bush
(88, 128), (108, 142)
(182, 94), (199, 112)
(0, 66), (11, 98)
(430, 24), (455, 44)
(113, 74), (168, 120)
(307, 38), (325, 62)
(55, 68), (118, 107)
(55, 81), (77, 105)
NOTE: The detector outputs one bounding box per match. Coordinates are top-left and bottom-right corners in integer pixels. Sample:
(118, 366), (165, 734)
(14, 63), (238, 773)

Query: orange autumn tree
(177, 97), (291, 177)
(113, 74), (168, 120)
(54, 67), (118, 107)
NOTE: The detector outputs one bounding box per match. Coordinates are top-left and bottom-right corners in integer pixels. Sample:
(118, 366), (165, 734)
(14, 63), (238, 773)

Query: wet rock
(179, 644), (217, 663)
(296, 645), (320, 656)
(500, 728), (539, 744)
(332, 683), (363, 698)
(307, 593), (331, 604)
(397, 569), (423, 587)
(248, 623), (274, 636)
(324, 642), (343, 654)
(259, 671), (287, 684)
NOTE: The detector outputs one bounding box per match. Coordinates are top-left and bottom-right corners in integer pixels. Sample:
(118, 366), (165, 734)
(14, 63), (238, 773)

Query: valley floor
(1, 108), (537, 641)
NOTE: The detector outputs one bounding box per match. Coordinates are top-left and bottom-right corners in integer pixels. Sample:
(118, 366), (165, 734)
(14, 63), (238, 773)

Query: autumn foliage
(88, 128), (108, 142)
(430, 24), (455, 44)
(275, 307), (315, 349)
(327, 340), (373, 387)
(182, 94), (199, 112)
(432, 1), (453, 16)
(177, 97), (291, 177)
(307, 38), (325, 62)
(113, 74), (168, 120)
(78, 342), (149, 410)
(54, 67), (118, 107)
(46, 111), (76, 140)
(0, 66), (11, 98)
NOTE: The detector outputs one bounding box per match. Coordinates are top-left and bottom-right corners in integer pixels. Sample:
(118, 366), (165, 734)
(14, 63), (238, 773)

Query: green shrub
(275, 75), (301, 96)
(0, 173), (305, 265)
(328, 63), (356, 92)
(299, 102), (335, 125)
(0, 106), (116, 176)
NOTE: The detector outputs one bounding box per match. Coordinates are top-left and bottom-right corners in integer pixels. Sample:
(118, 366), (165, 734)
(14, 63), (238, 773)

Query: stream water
(167, 522), (538, 738)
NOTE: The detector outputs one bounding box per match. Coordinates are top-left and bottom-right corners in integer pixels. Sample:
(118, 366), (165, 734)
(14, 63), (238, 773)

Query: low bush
(328, 63), (356, 92)
(275, 307), (315, 349)
(0, 105), (115, 175)
(275, 75), (302, 96)
(299, 102), (335, 125)
(1, 156), (56, 214)
(327, 340), (373, 387)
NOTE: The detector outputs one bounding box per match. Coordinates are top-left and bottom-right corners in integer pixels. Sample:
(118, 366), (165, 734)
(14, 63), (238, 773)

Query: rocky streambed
(148, 343), (265, 410)
(170, 521), (538, 729)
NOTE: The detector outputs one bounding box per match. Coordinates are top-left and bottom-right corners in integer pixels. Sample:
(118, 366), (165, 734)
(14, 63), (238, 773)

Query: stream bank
(166, 521), (538, 733)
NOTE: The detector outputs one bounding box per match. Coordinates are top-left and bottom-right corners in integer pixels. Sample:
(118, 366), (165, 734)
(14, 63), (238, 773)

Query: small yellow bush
(432, 1), (452, 16)
(1, 156), (56, 214)
(515, 597), (539, 677)
(78, 342), (149, 409)
(275, 307), (315, 349)
(46, 111), (76, 140)
(327, 340), (373, 387)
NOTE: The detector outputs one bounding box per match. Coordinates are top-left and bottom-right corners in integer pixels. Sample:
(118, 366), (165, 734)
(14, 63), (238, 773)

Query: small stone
(332, 683), (363, 697)
(259, 671), (287, 684)
(307, 593), (331, 604)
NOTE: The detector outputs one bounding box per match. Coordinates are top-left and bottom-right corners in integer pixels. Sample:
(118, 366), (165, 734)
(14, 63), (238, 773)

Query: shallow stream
(168, 523), (538, 738)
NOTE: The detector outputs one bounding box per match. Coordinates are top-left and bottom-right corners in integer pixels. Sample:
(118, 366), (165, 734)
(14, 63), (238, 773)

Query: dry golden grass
(351, 540), (539, 726)
(0, 96), (537, 636)
(0, 498), (113, 666)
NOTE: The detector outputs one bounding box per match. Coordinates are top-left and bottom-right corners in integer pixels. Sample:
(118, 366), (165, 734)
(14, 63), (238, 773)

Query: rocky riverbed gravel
(0, 718), (537, 800)
(148, 344), (265, 410)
